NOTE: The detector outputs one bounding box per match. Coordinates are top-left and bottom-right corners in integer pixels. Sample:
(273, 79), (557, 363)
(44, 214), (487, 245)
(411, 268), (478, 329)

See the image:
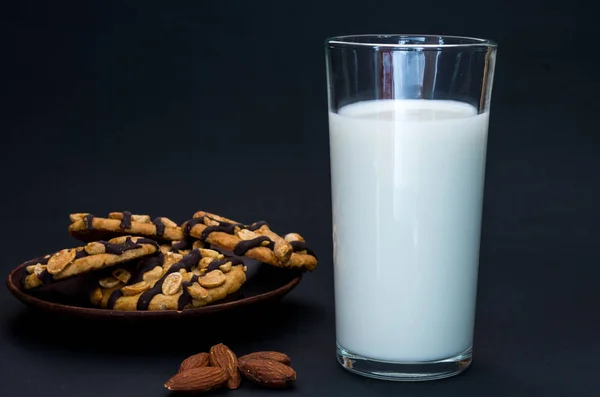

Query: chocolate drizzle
(36, 269), (53, 284)
(177, 274), (200, 310)
(290, 241), (317, 258)
(152, 217), (166, 237)
(162, 249), (202, 276)
(74, 250), (89, 259)
(102, 237), (139, 255)
(170, 240), (191, 252)
(206, 256), (244, 272)
(233, 236), (274, 256)
(184, 218), (205, 235)
(100, 237), (155, 255)
(107, 290), (123, 309)
(199, 224), (237, 241)
(129, 253), (165, 284)
(84, 214), (95, 230)
(120, 211), (132, 230)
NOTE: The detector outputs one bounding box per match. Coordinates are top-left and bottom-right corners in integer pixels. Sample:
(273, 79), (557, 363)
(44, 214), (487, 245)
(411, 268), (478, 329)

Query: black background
(1, 1), (599, 396)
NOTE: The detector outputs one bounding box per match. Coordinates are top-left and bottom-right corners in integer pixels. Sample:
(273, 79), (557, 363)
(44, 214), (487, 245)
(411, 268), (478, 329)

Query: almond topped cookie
(21, 236), (160, 289)
(182, 211), (318, 271)
(90, 247), (247, 311)
(68, 211), (185, 242)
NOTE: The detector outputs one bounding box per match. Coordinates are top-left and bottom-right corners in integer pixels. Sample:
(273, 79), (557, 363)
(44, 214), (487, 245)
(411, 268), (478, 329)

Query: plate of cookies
(6, 210), (318, 319)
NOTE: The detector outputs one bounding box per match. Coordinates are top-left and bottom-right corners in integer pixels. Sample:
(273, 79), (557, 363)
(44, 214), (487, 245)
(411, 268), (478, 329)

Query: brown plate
(6, 259), (302, 320)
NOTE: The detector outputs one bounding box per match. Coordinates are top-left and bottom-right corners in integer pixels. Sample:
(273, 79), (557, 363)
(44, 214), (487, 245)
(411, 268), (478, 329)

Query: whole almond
(238, 359), (296, 388)
(164, 367), (228, 392)
(178, 352), (211, 373)
(209, 343), (241, 389)
(239, 351), (291, 366)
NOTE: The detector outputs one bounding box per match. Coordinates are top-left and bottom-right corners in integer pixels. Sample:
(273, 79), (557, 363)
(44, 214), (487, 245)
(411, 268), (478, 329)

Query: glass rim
(326, 34), (497, 49)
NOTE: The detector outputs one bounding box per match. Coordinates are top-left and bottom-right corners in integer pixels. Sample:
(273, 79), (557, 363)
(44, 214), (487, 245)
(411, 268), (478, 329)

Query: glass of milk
(326, 35), (497, 381)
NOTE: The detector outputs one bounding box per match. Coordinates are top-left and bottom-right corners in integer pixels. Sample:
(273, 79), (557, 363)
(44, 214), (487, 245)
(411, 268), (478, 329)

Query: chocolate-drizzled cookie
(181, 211), (318, 271)
(68, 211), (184, 242)
(90, 247), (247, 311)
(21, 236), (160, 290)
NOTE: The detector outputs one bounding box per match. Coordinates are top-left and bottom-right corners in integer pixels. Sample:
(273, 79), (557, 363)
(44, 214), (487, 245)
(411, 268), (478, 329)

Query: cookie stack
(19, 210), (317, 311)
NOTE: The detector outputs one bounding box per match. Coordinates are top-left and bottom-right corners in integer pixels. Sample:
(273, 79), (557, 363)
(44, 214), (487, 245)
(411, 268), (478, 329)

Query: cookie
(68, 211), (184, 242)
(90, 247), (247, 311)
(181, 211), (318, 271)
(21, 236), (160, 290)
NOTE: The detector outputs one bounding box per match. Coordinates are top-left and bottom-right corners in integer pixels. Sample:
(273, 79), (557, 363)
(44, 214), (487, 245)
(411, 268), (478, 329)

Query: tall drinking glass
(326, 35), (497, 381)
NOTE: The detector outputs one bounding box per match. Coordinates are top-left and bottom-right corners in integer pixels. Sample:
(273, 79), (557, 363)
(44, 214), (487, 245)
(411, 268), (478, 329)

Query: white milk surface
(329, 99), (489, 361)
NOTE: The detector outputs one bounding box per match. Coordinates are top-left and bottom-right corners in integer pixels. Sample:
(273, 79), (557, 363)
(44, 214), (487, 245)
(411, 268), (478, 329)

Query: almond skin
(238, 359), (296, 388)
(209, 343), (241, 389)
(178, 352), (211, 373)
(164, 367), (228, 392)
(238, 351), (291, 366)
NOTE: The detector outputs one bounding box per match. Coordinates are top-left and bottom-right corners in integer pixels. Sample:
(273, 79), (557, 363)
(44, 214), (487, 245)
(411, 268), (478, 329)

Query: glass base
(336, 343), (472, 381)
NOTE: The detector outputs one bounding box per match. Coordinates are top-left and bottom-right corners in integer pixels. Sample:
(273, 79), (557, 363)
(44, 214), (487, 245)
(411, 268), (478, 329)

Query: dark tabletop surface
(1, 1), (599, 396)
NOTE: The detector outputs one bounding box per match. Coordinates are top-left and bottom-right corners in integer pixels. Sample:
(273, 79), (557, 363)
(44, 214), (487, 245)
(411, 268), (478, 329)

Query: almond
(198, 270), (226, 288)
(131, 214), (151, 223)
(239, 351), (291, 366)
(164, 367), (227, 392)
(187, 282), (209, 300)
(209, 343), (241, 389)
(284, 232), (305, 243)
(142, 266), (163, 283)
(46, 249), (76, 274)
(219, 262), (232, 273)
(32, 264), (47, 277)
(238, 359), (296, 388)
(70, 213), (88, 222)
(112, 268), (131, 284)
(85, 242), (106, 255)
(121, 281), (150, 296)
(98, 276), (121, 289)
(199, 248), (220, 259)
(162, 272), (183, 295)
(159, 217), (177, 228)
(178, 352), (210, 373)
(236, 228), (259, 241)
(199, 257), (214, 269)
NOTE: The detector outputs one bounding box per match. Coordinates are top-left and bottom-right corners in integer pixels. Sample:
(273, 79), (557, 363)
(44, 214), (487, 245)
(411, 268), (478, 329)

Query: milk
(329, 99), (489, 362)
